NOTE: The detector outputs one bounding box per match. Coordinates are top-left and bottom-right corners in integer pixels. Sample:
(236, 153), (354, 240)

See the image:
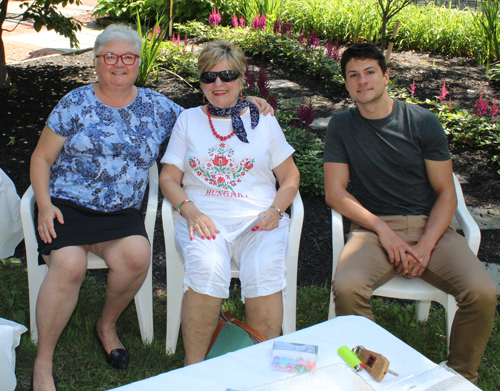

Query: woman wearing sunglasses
(30, 26), (271, 390)
(160, 40), (300, 365)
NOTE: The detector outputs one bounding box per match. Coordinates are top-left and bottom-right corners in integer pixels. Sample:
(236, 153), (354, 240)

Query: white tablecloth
(109, 316), (479, 391)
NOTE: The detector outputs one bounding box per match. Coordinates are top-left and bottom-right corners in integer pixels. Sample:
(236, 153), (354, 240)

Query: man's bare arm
(403, 159), (457, 277)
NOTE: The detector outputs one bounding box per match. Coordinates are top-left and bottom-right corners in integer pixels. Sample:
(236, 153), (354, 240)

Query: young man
(323, 42), (498, 383)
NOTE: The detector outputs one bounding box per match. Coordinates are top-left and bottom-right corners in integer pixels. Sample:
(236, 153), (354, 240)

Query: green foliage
(171, 0), (213, 25)
(238, 0), (285, 27)
(471, 0), (500, 69)
(283, 125), (325, 196)
(157, 43), (199, 84)
(4, 262), (500, 390)
(280, 0), (482, 60)
(136, 13), (170, 86)
(175, 26), (343, 85)
(389, 87), (500, 174)
(92, 0), (169, 22)
(18, 0), (83, 49)
(296, 284), (330, 329)
(0, 258), (28, 326)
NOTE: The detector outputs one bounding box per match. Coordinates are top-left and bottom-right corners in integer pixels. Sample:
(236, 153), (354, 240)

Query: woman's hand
(252, 208), (281, 231)
(37, 204), (64, 244)
(182, 203), (220, 241)
(245, 96), (275, 116)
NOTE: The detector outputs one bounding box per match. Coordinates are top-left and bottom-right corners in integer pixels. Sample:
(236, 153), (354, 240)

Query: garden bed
(2, 48), (500, 287)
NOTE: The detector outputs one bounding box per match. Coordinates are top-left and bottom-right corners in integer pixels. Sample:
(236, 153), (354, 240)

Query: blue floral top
(46, 85), (183, 212)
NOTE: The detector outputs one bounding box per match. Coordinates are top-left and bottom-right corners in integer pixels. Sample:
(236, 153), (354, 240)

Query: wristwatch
(270, 205), (283, 219)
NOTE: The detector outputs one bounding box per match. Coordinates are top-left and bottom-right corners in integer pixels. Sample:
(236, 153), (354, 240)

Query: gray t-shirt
(323, 99), (451, 216)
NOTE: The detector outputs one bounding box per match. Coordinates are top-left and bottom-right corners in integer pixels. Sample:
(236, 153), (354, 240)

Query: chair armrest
(331, 208), (345, 275)
(145, 163), (159, 244)
(289, 192), (304, 238)
(453, 174), (480, 255)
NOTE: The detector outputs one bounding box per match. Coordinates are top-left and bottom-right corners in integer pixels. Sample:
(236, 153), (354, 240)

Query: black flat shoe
(94, 323), (129, 369)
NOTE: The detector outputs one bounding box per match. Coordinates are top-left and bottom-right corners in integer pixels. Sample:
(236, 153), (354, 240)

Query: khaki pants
(332, 215), (498, 383)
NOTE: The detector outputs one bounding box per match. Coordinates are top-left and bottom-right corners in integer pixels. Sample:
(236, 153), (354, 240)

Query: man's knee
(464, 279), (499, 311)
(332, 276), (373, 312)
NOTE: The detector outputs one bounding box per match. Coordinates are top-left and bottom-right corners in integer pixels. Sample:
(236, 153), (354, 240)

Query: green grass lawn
(1, 259), (499, 390)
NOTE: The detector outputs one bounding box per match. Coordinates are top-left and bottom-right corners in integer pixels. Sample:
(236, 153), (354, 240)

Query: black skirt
(36, 198), (148, 265)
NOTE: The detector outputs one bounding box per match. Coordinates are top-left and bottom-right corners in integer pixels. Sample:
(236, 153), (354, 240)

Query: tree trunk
(0, 0), (11, 88)
(380, 18), (388, 55)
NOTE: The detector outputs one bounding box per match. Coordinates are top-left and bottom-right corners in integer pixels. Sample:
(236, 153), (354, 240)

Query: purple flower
(239, 16), (246, 28)
(257, 65), (270, 99)
(245, 66), (257, 93)
(299, 29), (305, 44)
(280, 20), (293, 36)
(252, 12), (267, 30)
(409, 78), (416, 95)
(149, 24), (162, 40)
(473, 89), (489, 117)
(306, 32), (319, 48)
(232, 12), (239, 28)
(297, 98), (316, 127)
(490, 96), (498, 120)
(170, 32), (180, 45)
(325, 39), (340, 61)
(273, 19), (281, 34)
(268, 94), (279, 111)
(208, 8), (221, 28)
(439, 80), (448, 101)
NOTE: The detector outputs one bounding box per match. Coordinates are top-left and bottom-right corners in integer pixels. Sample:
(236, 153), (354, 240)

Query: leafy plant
(156, 42), (199, 84)
(136, 13), (169, 86)
(376, 0), (414, 53)
(93, 0), (169, 23)
(471, 0), (500, 71)
(239, 0), (285, 28)
(283, 125), (324, 196)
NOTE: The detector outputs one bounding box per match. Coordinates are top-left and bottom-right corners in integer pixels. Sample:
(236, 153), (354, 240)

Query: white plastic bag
(0, 169), (24, 259)
(0, 318), (28, 391)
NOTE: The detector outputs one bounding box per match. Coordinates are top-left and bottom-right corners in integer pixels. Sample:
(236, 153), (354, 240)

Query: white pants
(174, 213), (290, 300)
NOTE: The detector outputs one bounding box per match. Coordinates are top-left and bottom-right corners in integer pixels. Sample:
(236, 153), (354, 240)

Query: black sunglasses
(200, 70), (240, 83)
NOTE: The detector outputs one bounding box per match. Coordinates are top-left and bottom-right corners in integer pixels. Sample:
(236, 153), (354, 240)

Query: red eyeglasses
(95, 53), (140, 66)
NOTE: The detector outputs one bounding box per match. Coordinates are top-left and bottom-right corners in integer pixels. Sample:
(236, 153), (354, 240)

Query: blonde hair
(198, 40), (246, 77)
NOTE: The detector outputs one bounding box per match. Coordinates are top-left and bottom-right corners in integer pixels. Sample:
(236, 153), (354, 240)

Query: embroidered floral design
(190, 143), (254, 190)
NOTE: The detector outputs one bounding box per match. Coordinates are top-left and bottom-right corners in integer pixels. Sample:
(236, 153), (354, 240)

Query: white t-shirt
(161, 106), (295, 225)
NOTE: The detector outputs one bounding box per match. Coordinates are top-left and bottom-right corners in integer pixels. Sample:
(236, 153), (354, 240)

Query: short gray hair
(94, 24), (142, 57)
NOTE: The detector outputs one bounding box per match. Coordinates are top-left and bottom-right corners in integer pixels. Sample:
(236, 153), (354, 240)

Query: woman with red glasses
(30, 25), (271, 390)
(160, 40), (300, 365)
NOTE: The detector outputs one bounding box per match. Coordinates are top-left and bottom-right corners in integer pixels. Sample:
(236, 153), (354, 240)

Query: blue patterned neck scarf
(207, 98), (259, 143)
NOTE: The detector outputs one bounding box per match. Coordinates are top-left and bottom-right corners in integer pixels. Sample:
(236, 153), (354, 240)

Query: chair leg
(134, 264), (154, 344)
(281, 288), (296, 335)
(328, 294), (336, 320)
(28, 265), (49, 343)
(445, 294), (458, 354)
(415, 300), (431, 322)
(166, 258), (185, 354)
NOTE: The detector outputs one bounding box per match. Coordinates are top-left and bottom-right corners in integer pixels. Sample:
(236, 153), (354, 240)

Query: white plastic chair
(328, 174), (480, 352)
(163, 192), (304, 354)
(21, 163), (158, 344)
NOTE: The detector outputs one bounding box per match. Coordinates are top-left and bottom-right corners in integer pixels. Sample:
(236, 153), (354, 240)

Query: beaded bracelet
(178, 199), (193, 216)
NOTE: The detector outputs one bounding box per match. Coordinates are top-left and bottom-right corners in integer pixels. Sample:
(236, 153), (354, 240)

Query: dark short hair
(340, 43), (387, 80)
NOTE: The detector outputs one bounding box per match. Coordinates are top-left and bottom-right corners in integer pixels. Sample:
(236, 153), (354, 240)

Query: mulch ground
(1, 47), (499, 287)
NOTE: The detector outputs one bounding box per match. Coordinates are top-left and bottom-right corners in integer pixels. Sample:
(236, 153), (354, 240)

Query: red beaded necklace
(207, 108), (234, 141)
